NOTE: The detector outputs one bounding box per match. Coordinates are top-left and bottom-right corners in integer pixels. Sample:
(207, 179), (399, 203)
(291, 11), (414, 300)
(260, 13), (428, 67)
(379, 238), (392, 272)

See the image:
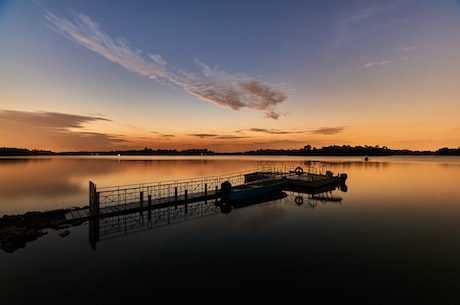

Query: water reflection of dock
(67, 167), (348, 222)
(89, 199), (219, 249)
(1, 170), (348, 252)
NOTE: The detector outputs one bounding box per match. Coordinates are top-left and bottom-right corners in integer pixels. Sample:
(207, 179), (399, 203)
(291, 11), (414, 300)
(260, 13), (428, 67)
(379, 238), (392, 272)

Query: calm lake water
(1, 155), (460, 304)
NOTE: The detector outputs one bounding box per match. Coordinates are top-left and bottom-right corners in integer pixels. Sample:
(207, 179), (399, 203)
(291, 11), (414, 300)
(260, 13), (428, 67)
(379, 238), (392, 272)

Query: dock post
(95, 192), (100, 218)
(140, 191), (144, 214)
(215, 185), (219, 205)
(148, 195), (152, 221)
(89, 181), (98, 215)
(204, 183), (208, 203)
(89, 216), (99, 250)
(174, 187), (178, 200)
(184, 190), (188, 214)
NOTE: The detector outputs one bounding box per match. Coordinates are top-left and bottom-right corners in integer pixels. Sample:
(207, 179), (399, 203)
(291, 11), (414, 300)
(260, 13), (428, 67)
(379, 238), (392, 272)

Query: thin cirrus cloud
(248, 128), (304, 135)
(188, 133), (249, 140)
(400, 46), (416, 52)
(332, 0), (411, 55)
(310, 126), (344, 135)
(188, 133), (218, 139)
(44, 11), (287, 119)
(188, 128), (303, 139)
(0, 110), (126, 148)
(150, 131), (175, 140)
(0, 109), (110, 128)
(361, 60), (392, 69)
(215, 135), (249, 139)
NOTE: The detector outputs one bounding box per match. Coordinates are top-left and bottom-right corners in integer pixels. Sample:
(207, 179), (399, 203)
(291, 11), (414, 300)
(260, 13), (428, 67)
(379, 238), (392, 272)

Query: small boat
(284, 167), (347, 188)
(219, 177), (285, 203)
(244, 166), (347, 189)
(244, 171), (279, 183)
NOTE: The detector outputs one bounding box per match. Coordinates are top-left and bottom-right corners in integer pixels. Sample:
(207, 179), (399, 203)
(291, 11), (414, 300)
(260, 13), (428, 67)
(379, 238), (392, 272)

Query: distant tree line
(248, 145), (460, 156)
(1, 145), (460, 156)
(0, 147), (211, 156)
(0, 147), (54, 156)
(246, 145), (460, 156)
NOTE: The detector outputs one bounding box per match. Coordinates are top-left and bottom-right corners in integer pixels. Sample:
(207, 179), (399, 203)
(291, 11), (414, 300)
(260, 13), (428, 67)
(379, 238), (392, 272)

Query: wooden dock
(64, 172), (247, 222)
(64, 190), (220, 222)
(65, 209), (92, 221)
(63, 166), (348, 223)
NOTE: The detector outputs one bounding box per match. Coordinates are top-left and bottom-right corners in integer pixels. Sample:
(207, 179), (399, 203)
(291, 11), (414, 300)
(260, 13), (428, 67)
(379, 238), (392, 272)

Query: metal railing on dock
(88, 171), (249, 218)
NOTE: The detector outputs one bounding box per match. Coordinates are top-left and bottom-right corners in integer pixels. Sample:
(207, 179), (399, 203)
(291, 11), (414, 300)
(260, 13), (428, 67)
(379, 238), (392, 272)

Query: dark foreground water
(1, 155), (460, 304)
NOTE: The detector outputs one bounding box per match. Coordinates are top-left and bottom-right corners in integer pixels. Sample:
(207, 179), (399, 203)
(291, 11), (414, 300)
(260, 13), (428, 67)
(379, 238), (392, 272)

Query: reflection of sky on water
(335, 158), (460, 209)
(1, 156), (460, 303)
(0, 156), (262, 213)
(1, 156), (460, 214)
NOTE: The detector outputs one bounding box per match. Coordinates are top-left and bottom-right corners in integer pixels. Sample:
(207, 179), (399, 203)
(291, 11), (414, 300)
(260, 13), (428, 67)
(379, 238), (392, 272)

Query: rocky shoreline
(0, 207), (88, 253)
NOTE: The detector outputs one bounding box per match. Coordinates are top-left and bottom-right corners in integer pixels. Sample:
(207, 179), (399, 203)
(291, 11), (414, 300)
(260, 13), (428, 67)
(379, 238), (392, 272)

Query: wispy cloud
(332, 0), (414, 55)
(185, 128), (303, 141)
(0, 110), (125, 150)
(400, 46), (416, 52)
(45, 11), (287, 119)
(342, 0), (413, 31)
(215, 135), (249, 139)
(188, 133), (218, 139)
(0, 109), (111, 128)
(151, 131), (175, 140)
(187, 133), (249, 140)
(361, 60), (392, 69)
(247, 128), (303, 135)
(310, 126), (344, 135)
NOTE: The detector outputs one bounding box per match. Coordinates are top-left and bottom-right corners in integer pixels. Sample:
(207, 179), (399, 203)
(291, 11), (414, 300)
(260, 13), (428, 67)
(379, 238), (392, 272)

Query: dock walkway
(64, 190), (219, 222)
(64, 165), (347, 223)
(64, 171), (247, 222)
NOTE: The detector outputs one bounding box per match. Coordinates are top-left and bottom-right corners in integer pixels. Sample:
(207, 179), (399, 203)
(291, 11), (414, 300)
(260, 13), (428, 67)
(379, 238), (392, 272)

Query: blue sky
(1, 0), (459, 152)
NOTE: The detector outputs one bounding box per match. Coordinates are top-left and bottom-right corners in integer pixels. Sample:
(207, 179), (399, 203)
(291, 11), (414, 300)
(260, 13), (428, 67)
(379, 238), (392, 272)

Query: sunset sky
(1, 0), (459, 152)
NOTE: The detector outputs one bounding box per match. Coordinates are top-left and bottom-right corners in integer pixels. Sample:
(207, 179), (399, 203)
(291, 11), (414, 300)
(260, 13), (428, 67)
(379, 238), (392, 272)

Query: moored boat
(284, 167), (347, 188)
(244, 166), (347, 189)
(219, 177), (285, 203)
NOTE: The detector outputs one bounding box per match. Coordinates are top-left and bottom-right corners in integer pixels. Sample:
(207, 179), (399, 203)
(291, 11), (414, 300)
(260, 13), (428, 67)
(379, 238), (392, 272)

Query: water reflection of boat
(285, 178), (347, 209)
(290, 188), (343, 207)
(219, 177), (285, 203)
(283, 180), (347, 194)
(310, 194), (343, 203)
(217, 190), (287, 214)
(292, 192), (342, 208)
